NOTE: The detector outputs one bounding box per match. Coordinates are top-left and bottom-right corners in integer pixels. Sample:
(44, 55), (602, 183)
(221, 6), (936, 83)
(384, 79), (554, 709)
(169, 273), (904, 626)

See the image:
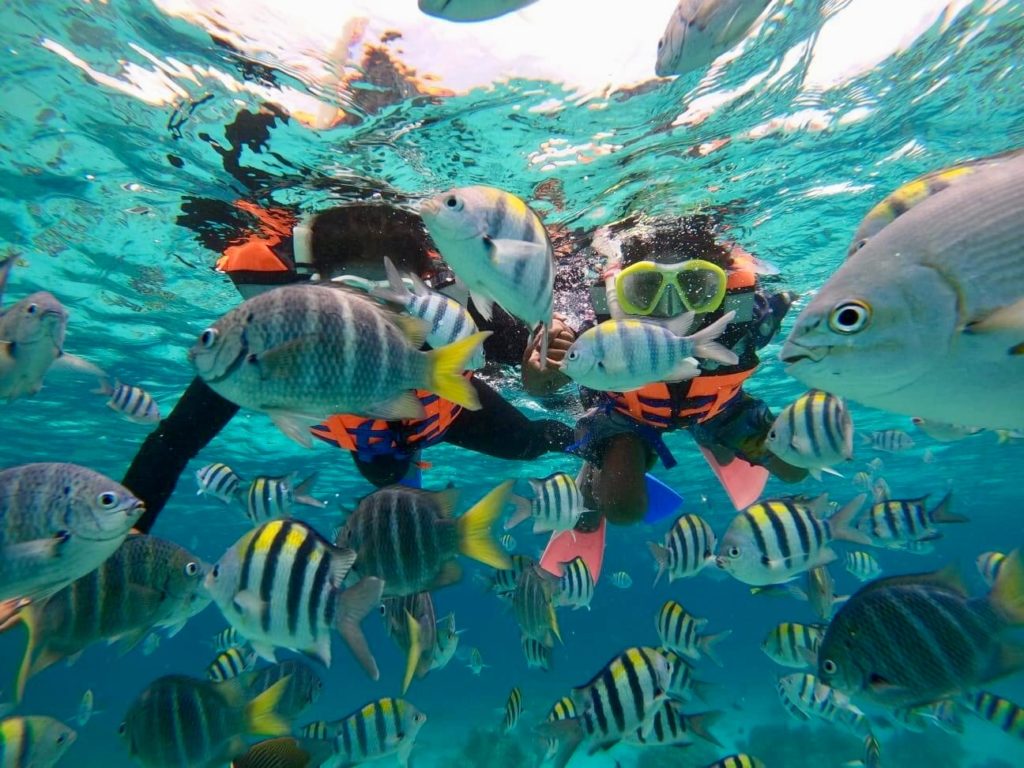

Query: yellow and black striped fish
(760, 622), (825, 669)
(765, 389), (854, 480)
(542, 696), (577, 762)
(301, 698), (427, 765)
(859, 491), (966, 548)
(522, 636), (551, 670)
(656, 600), (731, 666)
(502, 687), (523, 733)
(213, 626), (246, 652)
(0, 716), (76, 768)
(237, 660), (323, 721)
(506, 472), (584, 535)
(484, 554), (535, 595)
(977, 551), (1007, 587)
(512, 563), (561, 648)
(845, 550), (882, 582)
(207, 645), (257, 682)
(243, 473), (325, 525)
(964, 690), (1024, 741)
(777, 673), (867, 734)
(204, 519), (383, 679)
(649, 513), (716, 584)
(702, 755), (767, 768)
(196, 463), (243, 504)
(231, 736), (333, 768)
(554, 556), (594, 611)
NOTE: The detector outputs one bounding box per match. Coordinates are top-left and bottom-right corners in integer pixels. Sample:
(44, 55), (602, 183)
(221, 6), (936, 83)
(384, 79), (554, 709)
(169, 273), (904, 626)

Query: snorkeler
(522, 214), (806, 580)
(122, 201), (574, 533)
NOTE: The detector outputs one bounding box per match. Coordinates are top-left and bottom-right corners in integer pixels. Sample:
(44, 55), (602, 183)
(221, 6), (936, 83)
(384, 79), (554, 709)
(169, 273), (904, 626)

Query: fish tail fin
(647, 542), (668, 586)
(10, 603), (34, 703)
(426, 331), (492, 409)
(401, 610), (421, 696)
(293, 472), (326, 509)
(457, 479), (514, 570)
(504, 495), (532, 530)
(688, 310), (739, 365)
(685, 710), (723, 747)
(335, 577), (385, 681)
(534, 718), (584, 768)
(829, 493), (873, 546)
(930, 491), (967, 523)
(700, 629), (733, 667)
(989, 548), (1024, 626)
(243, 675), (291, 737)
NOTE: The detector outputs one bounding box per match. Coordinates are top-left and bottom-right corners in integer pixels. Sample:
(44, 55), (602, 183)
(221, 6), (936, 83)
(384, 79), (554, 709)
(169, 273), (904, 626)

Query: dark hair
(608, 213), (732, 268)
(310, 204), (435, 277)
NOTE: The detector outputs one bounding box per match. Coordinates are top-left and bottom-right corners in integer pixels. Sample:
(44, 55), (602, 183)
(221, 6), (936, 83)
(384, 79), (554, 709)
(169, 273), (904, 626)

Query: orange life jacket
(215, 201), (295, 276)
(309, 378), (470, 462)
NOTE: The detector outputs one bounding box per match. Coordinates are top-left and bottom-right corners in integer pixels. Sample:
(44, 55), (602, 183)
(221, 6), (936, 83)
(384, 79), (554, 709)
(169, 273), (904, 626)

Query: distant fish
(430, 613), (461, 672)
(75, 689), (94, 727)
(500, 533), (516, 552)
(502, 687), (523, 733)
(777, 673), (867, 734)
(142, 633), (160, 657)
(648, 513), (716, 584)
(96, 380), (160, 424)
(766, 390), (854, 480)
(522, 636), (551, 670)
(299, 697), (426, 767)
(466, 647), (488, 675)
(196, 463), (243, 505)
(852, 471), (872, 489)
(213, 626), (246, 653)
(806, 566), (847, 622)
(702, 756), (766, 768)
(506, 472), (585, 535)
(206, 646), (257, 682)
(610, 571), (633, 589)
(554, 556), (594, 611)
(243, 472), (325, 525)
(845, 551), (882, 582)
(977, 551), (1007, 587)
(861, 429), (915, 453)
(761, 622), (824, 669)
(911, 416), (984, 443)
(483, 554), (535, 595)
(866, 458), (884, 472)
(655, 0), (772, 77)
(858, 491), (965, 549)
(963, 690), (1024, 741)
(230, 736), (333, 768)
(656, 600), (730, 666)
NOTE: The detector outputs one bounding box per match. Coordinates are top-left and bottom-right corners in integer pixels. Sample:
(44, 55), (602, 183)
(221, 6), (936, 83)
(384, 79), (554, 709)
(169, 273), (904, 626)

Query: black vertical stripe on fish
(259, 523), (291, 633)
(744, 510), (770, 564)
(390, 699), (402, 741)
(882, 502), (898, 539)
(354, 705), (369, 758)
(287, 531), (317, 637)
(590, 683), (608, 735)
(307, 553), (331, 642)
(373, 702), (387, 751)
(766, 505), (792, 565)
(340, 716), (353, 758)
(788, 503), (812, 566)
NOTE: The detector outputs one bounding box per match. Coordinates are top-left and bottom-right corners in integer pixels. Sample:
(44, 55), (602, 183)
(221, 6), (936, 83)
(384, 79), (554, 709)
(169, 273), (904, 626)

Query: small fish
(301, 698), (426, 768)
(777, 673), (867, 734)
(76, 689), (94, 727)
(554, 556), (594, 611)
(766, 390), (854, 480)
(522, 636), (551, 670)
(506, 472), (585, 535)
(818, 550), (1024, 709)
(844, 733), (882, 768)
(142, 633), (160, 656)
(205, 519), (384, 678)
(703, 756), (767, 768)
(243, 472), (325, 524)
(213, 626), (246, 652)
(716, 494), (870, 586)
(500, 533), (516, 552)
(871, 477), (891, 503)
(911, 416), (984, 442)
(610, 571), (633, 589)
(0, 463), (143, 603)
(648, 513), (716, 584)
(861, 429), (915, 453)
(119, 674), (291, 768)
(97, 380), (160, 424)
(807, 566), (847, 622)
(928, 698), (964, 735)
(196, 463), (243, 505)
(420, 186), (553, 366)
(336, 482), (513, 597)
(542, 696), (577, 762)
(852, 471), (873, 489)
(483, 554), (536, 595)
(624, 699), (721, 748)
(561, 313), (738, 392)
(845, 551), (882, 582)
(656, 600), (730, 666)
(662, 651), (709, 702)
(977, 551), (1007, 587)
(963, 690), (1024, 741)
(372, 257), (484, 370)
(0, 715), (76, 768)
(417, 0), (537, 22)
(502, 687), (523, 733)
(512, 563), (560, 648)
(231, 736), (333, 768)
(996, 429), (1024, 443)
(381, 593), (437, 695)
(430, 613), (461, 671)
(866, 458), (885, 472)
(466, 647), (488, 675)
(189, 284), (489, 446)
(760, 622), (825, 669)
(206, 645), (257, 682)
(858, 491), (965, 549)
(236, 660), (324, 721)
(655, 0), (772, 77)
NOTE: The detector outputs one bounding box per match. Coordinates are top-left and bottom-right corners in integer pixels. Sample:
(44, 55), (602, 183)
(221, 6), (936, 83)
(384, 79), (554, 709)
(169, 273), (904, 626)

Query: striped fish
(929, 699), (964, 735)
(703, 756), (767, 768)
(336, 482), (513, 597)
(522, 636), (551, 670)
(656, 600), (730, 666)
(542, 696), (577, 763)
(189, 284), (489, 447)
(624, 699), (720, 748)
(9, 534), (209, 702)
(120, 674), (291, 768)
(206, 645), (256, 682)
(204, 519), (384, 679)
(539, 647), (670, 762)
(765, 389), (854, 479)
(213, 626), (246, 652)
(977, 551), (1007, 587)
(858, 491), (965, 548)
(716, 493), (870, 586)
(513, 563), (561, 648)
(100, 380), (160, 424)
(852, 470), (873, 489)
(236, 660), (323, 721)
(420, 186), (554, 367)
(662, 651), (709, 702)
(760, 622), (824, 669)
(430, 613), (461, 671)
(0, 716), (75, 768)
(964, 690), (1024, 741)
(243, 472), (325, 525)
(500, 533), (516, 552)
(372, 257), (484, 370)
(302, 698), (426, 768)
(381, 593), (437, 695)
(860, 429), (915, 453)
(845, 551), (882, 582)
(196, 463), (243, 504)
(506, 472), (585, 535)
(610, 571), (632, 589)
(554, 556), (594, 611)
(807, 565), (847, 621)
(649, 513), (716, 584)
(777, 673), (867, 734)
(502, 687), (523, 733)
(466, 648), (488, 675)
(560, 313), (738, 393)
(230, 736), (333, 768)
(484, 554), (535, 595)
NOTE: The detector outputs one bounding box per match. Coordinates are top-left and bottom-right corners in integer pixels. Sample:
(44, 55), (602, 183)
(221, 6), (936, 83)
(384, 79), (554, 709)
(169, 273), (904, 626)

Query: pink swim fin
(540, 518), (606, 582)
(699, 446), (769, 510)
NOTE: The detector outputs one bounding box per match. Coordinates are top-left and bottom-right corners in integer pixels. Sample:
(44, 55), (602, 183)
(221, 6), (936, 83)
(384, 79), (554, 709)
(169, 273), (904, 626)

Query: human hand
(522, 313), (575, 396)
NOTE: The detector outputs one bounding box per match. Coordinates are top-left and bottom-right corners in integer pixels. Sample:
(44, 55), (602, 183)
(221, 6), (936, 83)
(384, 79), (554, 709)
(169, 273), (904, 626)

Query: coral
(442, 725), (545, 768)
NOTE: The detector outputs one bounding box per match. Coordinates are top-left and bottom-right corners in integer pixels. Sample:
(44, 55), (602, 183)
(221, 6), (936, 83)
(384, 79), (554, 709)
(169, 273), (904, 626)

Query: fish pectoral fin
(256, 336), (320, 379)
(232, 589), (266, 621)
(267, 410), (318, 448)
(364, 392), (425, 420)
(483, 237), (547, 267)
(51, 353), (107, 381)
(6, 534), (69, 562)
(469, 290), (494, 321)
(965, 297), (1024, 335)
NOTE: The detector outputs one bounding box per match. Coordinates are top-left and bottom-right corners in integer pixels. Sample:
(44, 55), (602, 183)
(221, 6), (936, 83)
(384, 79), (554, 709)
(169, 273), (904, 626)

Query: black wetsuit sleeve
(122, 377), (240, 533)
(469, 304), (530, 366)
(443, 377), (574, 459)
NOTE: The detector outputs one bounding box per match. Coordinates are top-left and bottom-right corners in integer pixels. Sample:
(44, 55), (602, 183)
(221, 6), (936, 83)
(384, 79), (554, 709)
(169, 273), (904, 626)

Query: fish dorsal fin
(965, 297), (1024, 334)
(805, 493), (831, 518)
(383, 257), (411, 299)
(857, 564), (968, 599)
(408, 272), (432, 298)
(433, 487), (460, 518)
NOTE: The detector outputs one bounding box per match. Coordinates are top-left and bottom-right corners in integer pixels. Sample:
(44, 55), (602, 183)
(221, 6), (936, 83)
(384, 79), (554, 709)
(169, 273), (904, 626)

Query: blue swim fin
(643, 473), (684, 524)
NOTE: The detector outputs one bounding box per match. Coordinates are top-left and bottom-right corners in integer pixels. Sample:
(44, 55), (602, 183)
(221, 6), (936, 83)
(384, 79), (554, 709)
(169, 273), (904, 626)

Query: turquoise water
(2, 0), (1024, 765)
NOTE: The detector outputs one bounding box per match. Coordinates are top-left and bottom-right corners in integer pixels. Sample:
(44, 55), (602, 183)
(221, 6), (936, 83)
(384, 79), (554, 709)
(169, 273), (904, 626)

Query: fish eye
(97, 491), (119, 508)
(767, 428), (776, 440)
(853, 239), (868, 252)
(444, 195), (462, 211)
(211, 564), (220, 579)
(728, 546), (740, 558)
(657, 38), (664, 50)
(57, 733), (67, 744)
(199, 328), (218, 348)
(567, 350), (579, 361)
(822, 659), (837, 674)
(118, 723), (127, 736)
(828, 301), (871, 334)
(26, 303), (38, 314)
(184, 561), (200, 577)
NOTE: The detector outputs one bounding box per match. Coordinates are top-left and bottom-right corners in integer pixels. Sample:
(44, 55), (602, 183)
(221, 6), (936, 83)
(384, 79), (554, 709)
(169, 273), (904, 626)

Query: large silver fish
(656, 0), (772, 77)
(0, 463), (143, 603)
(188, 284), (488, 446)
(0, 257), (104, 401)
(781, 150), (1024, 429)
(418, 0), (537, 22)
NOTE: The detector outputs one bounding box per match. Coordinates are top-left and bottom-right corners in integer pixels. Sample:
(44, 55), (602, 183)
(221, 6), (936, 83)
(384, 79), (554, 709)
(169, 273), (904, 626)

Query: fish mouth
(715, 556), (727, 569)
(779, 340), (829, 364)
(419, 197), (441, 216)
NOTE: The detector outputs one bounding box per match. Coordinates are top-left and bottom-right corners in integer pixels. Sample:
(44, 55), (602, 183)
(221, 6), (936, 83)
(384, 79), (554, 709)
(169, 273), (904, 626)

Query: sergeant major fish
(301, 697), (426, 768)
(522, 636), (551, 670)
(861, 429), (915, 453)
(977, 551), (1007, 587)
(502, 687), (523, 733)
(0, 715), (75, 768)
(554, 556), (594, 611)
(648, 512), (716, 584)
(859, 491), (964, 548)
(196, 463), (243, 504)
(765, 389), (854, 479)
(704, 756), (766, 768)
(207, 646), (257, 682)
(242, 472), (325, 524)
(96, 380), (160, 424)
(777, 673), (867, 734)
(656, 600), (730, 666)
(845, 551), (882, 582)
(506, 472), (585, 535)
(761, 622), (825, 669)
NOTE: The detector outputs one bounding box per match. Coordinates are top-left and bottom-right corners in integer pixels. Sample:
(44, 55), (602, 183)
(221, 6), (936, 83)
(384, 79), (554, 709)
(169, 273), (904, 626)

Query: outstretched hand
(522, 313), (575, 396)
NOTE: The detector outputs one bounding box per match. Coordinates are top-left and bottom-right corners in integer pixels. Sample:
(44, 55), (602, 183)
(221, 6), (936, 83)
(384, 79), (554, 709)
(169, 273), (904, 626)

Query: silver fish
(765, 390), (854, 479)
(98, 380), (160, 424)
(656, 0), (772, 77)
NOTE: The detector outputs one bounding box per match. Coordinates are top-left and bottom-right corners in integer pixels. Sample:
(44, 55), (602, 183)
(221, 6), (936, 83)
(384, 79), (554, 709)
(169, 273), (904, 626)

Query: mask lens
(620, 269), (665, 313)
(676, 269), (723, 311)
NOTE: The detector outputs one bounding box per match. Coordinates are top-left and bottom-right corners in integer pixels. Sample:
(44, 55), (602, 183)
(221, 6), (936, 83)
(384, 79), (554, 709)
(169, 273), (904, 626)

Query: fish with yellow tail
(189, 284), (489, 447)
(381, 593), (436, 695)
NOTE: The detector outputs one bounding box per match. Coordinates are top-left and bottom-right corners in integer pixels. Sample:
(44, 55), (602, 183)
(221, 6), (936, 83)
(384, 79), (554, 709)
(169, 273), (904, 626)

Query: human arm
(521, 313), (576, 396)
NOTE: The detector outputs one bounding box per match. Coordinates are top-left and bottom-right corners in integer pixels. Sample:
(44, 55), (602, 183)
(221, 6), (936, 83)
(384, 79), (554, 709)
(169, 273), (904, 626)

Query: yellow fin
(243, 675), (292, 737)
(425, 331), (491, 410)
(457, 479), (514, 570)
(990, 548), (1024, 626)
(402, 610), (422, 696)
(390, 314), (428, 349)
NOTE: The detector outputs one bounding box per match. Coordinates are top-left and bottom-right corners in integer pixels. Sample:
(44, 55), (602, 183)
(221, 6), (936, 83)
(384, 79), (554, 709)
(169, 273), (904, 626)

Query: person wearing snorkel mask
(121, 201), (574, 534)
(523, 215), (805, 581)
